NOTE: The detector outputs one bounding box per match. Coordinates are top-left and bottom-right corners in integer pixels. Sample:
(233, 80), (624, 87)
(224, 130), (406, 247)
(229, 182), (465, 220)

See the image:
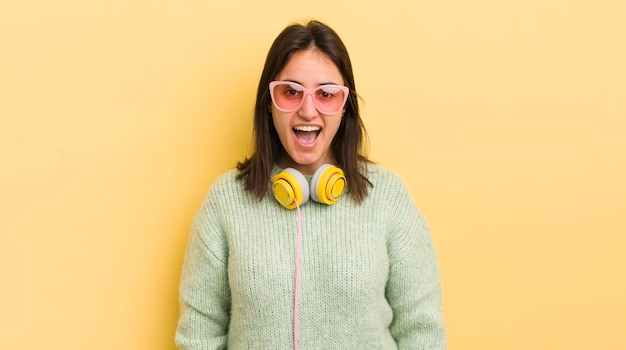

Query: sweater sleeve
(175, 188), (231, 350)
(385, 178), (446, 349)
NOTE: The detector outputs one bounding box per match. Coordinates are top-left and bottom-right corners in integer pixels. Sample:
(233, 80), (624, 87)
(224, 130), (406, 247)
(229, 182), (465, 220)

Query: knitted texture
(176, 165), (446, 349)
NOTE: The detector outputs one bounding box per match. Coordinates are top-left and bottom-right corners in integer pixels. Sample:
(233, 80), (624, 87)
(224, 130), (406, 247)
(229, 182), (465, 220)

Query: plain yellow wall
(1, 0), (624, 349)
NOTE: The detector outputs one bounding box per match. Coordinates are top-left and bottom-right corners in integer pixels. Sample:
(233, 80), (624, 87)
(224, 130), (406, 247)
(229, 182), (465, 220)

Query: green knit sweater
(175, 165), (446, 349)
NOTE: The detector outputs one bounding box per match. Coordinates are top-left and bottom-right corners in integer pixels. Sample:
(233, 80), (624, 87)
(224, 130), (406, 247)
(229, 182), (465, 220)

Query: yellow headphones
(272, 164), (346, 210)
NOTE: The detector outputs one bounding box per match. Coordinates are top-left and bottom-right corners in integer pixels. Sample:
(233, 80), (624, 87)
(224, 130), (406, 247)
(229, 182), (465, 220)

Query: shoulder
(205, 168), (249, 197)
(198, 168), (253, 213)
(361, 163), (423, 222)
(364, 163), (401, 181)
(363, 163), (410, 197)
(209, 168), (242, 192)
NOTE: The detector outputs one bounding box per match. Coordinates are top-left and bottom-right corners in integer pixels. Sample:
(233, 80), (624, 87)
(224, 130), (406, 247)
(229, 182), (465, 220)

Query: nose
(298, 93), (318, 118)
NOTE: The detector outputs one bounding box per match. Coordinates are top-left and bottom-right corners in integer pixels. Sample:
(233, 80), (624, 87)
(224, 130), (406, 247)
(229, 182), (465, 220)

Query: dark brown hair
(236, 20), (372, 203)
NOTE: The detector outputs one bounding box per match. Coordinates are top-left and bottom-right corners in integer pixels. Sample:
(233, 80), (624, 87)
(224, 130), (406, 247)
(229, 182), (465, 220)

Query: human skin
(271, 48), (345, 175)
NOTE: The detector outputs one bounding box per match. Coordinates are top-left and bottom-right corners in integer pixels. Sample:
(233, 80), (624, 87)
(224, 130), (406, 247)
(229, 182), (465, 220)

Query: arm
(175, 195), (230, 350)
(386, 182), (446, 349)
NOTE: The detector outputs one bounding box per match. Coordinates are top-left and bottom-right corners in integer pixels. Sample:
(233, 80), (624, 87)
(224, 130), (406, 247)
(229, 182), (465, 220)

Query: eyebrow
(281, 79), (343, 86)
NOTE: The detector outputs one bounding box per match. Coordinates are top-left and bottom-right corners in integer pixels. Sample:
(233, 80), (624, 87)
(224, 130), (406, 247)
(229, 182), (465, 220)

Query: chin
(286, 154), (324, 170)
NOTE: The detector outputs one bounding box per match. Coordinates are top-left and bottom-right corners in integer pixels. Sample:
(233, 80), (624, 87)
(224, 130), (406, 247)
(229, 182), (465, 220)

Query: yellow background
(1, 0), (624, 349)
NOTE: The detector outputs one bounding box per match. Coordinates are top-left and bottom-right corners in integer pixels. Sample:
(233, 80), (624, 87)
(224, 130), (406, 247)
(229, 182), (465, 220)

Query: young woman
(176, 20), (446, 349)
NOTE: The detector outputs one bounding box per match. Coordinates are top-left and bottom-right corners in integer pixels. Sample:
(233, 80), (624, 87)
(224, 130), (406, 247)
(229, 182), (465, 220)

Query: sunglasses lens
(272, 83), (305, 111)
(271, 82), (346, 114)
(315, 86), (346, 114)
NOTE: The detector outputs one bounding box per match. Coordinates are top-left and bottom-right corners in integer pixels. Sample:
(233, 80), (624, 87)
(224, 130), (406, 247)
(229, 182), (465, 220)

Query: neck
(276, 153), (337, 175)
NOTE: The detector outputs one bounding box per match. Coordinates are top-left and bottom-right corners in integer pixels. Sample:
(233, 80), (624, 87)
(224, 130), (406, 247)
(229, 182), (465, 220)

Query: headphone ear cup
(272, 168), (310, 209)
(310, 164), (346, 205)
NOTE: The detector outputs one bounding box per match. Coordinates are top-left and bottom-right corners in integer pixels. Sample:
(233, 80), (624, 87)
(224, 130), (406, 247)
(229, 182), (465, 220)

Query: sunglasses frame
(269, 81), (350, 115)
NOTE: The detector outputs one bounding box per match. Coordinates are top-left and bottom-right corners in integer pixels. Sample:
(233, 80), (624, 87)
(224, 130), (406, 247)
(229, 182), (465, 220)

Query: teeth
(293, 125), (320, 132)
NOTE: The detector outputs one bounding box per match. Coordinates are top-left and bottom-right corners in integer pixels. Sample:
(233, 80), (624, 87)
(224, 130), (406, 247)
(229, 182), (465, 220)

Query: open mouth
(293, 125), (321, 144)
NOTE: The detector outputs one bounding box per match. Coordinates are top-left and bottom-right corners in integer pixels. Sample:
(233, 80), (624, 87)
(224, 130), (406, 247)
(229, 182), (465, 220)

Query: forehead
(275, 49), (344, 86)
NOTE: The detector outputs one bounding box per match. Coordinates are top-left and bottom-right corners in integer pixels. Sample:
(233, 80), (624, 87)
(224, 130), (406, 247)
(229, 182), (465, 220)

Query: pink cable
(293, 201), (302, 350)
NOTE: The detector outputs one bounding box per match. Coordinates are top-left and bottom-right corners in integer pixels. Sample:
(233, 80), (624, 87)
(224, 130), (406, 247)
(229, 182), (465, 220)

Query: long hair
(236, 20), (372, 203)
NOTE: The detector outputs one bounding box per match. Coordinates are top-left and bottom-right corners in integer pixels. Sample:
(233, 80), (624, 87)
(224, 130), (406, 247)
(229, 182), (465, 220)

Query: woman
(176, 20), (446, 349)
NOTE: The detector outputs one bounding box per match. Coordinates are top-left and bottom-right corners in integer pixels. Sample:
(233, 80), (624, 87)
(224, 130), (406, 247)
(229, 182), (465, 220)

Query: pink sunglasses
(269, 81), (349, 115)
